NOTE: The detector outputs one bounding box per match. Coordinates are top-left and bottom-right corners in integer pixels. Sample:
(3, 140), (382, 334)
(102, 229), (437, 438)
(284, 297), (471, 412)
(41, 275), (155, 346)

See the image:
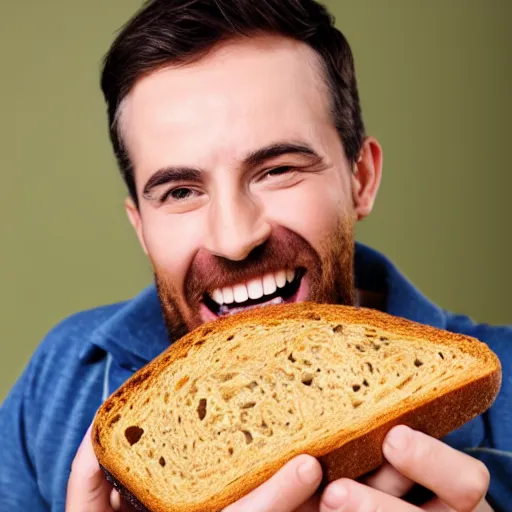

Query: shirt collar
(82, 242), (448, 368)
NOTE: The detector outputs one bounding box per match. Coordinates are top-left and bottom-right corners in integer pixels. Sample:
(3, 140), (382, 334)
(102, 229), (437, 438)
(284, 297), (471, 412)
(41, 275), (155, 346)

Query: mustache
(184, 227), (322, 303)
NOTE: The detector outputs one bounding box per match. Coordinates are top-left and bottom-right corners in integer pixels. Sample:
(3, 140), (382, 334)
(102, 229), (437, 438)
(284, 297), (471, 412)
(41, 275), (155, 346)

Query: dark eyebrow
(143, 167), (202, 199)
(244, 142), (323, 168)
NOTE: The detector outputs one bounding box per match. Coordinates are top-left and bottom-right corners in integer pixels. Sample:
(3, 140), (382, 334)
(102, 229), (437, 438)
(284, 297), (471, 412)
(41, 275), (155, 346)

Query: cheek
(263, 177), (351, 248)
(140, 211), (203, 283)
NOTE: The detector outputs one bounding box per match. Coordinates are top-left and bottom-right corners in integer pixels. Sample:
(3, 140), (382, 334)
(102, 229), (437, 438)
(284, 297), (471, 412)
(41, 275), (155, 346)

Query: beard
(154, 219), (356, 342)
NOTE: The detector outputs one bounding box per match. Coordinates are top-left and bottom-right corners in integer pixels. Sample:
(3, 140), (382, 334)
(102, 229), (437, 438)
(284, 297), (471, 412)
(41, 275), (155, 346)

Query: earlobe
(124, 197), (149, 255)
(352, 137), (383, 221)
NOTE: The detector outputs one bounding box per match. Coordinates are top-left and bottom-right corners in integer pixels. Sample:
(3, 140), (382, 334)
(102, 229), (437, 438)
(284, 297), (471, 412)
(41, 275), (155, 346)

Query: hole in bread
(242, 430), (253, 444)
(109, 414), (121, 426)
(439, 352), (445, 359)
(365, 362), (374, 373)
(178, 416), (182, 424)
(363, 379), (369, 387)
(301, 373), (314, 386)
(241, 402), (256, 409)
(247, 381), (258, 390)
(125, 426), (144, 446)
(195, 340), (205, 347)
(397, 376), (414, 389)
(227, 335), (234, 341)
(372, 343), (381, 351)
(355, 344), (365, 352)
(352, 384), (361, 392)
(219, 373), (237, 382)
(159, 456), (166, 467)
(228, 447), (234, 455)
(351, 399), (363, 408)
(414, 358), (423, 367)
(175, 376), (190, 391)
(380, 336), (388, 341)
(332, 325), (344, 333)
(288, 353), (296, 363)
(197, 399), (207, 420)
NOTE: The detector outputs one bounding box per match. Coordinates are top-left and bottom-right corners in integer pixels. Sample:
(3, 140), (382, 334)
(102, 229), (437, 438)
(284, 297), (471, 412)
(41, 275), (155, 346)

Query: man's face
(121, 35), (381, 340)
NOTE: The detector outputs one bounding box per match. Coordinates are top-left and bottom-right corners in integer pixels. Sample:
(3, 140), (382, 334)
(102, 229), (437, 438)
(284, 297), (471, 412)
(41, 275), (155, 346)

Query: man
(1, 0), (510, 511)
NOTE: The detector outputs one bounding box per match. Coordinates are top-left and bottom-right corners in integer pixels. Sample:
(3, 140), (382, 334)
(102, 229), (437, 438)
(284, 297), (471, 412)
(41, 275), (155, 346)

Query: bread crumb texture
(93, 303), (501, 512)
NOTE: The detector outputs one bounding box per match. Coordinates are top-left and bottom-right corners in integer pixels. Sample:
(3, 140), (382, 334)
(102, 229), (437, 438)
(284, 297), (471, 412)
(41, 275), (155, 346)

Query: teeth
(263, 273), (277, 295)
(247, 277), (264, 300)
(212, 289), (224, 305)
(233, 283), (249, 303)
(275, 270), (287, 288)
(222, 287), (234, 304)
(210, 269), (299, 309)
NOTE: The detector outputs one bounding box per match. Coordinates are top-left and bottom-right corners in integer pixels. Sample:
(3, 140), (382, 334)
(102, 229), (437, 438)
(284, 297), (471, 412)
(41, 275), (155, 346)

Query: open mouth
(203, 268), (306, 318)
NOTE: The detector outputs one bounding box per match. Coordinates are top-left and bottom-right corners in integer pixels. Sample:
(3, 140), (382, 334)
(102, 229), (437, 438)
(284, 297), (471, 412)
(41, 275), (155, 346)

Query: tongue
(219, 296), (284, 316)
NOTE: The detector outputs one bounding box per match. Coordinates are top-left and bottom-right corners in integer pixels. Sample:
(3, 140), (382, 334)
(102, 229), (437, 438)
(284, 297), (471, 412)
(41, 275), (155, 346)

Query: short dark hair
(101, 0), (366, 206)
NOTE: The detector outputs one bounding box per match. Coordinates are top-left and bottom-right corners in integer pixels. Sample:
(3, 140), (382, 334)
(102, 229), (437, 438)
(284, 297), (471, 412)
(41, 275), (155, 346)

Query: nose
(203, 190), (272, 261)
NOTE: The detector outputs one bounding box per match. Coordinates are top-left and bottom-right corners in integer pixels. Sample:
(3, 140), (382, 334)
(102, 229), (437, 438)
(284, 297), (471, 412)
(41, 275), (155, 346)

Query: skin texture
(66, 35), (493, 511)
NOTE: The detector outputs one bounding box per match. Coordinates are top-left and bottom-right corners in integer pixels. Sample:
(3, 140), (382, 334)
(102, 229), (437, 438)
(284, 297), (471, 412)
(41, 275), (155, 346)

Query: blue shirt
(1, 243), (511, 511)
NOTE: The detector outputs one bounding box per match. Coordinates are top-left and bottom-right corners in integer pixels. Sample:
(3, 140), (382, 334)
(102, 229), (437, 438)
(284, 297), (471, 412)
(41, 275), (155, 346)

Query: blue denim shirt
(1, 243), (511, 511)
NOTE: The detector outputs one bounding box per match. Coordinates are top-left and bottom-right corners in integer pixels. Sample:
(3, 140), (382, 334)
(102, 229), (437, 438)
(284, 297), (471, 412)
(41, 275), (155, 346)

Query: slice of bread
(92, 302), (502, 512)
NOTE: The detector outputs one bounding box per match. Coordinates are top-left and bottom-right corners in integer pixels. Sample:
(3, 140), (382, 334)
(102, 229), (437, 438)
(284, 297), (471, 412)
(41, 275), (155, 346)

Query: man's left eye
(263, 166), (294, 178)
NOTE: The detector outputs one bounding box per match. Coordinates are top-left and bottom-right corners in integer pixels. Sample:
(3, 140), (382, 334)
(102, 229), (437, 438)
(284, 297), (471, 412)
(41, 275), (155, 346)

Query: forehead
(119, 35), (334, 175)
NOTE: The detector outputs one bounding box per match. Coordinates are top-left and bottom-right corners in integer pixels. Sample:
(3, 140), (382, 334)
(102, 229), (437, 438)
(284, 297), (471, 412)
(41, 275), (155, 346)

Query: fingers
(319, 479), (422, 512)
(66, 426), (113, 511)
(362, 462), (415, 497)
(382, 425), (490, 512)
(222, 454), (322, 512)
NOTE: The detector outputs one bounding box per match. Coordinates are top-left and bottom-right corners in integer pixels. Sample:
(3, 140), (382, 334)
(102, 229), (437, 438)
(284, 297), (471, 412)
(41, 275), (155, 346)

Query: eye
(161, 187), (201, 203)
(262, 166), (294, 179)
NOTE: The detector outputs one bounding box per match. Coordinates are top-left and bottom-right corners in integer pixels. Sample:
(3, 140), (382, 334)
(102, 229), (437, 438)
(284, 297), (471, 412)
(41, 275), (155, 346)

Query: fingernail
(322, 483), (348, 510)
(297, 457), (320, 485)
(385, 425), (410, 451)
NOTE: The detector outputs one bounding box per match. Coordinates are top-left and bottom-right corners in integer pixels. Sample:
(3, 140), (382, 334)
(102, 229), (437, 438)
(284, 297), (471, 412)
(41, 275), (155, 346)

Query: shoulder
(32, 300), (127, 364)
(443, 311), (512, 356)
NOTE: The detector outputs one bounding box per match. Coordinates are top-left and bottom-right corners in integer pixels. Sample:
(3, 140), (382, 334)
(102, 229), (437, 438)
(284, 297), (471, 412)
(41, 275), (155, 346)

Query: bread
(92, 302), (502, 512)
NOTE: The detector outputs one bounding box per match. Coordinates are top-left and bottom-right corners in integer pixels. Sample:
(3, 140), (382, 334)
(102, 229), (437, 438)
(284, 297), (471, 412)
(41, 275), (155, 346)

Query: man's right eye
(161, 187), (199, 203)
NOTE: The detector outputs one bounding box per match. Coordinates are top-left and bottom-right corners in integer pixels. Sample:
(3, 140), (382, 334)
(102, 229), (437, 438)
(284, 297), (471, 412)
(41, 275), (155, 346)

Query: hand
(66, 425), (135, 512)
(224, 425), (493, 512)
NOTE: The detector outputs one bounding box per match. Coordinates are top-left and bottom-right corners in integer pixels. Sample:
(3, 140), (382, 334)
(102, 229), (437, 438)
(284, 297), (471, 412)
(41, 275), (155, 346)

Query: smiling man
(1, 1), (511, 511)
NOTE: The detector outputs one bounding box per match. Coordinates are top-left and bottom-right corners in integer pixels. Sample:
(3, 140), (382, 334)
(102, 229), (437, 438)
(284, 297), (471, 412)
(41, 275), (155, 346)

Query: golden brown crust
(92, 302), (502, 512)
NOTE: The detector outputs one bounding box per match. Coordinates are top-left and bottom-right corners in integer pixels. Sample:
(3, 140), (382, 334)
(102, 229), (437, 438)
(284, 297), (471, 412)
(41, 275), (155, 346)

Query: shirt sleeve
(0, 362), (50, 511)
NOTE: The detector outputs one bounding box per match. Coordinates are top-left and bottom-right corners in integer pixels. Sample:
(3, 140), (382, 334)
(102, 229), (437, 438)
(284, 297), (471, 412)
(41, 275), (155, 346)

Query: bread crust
(92, 302), (502, 512)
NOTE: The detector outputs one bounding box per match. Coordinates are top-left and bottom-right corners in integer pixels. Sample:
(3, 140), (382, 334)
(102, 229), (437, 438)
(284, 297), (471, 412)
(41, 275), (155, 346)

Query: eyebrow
(142, 141), (323, 199)
(143, 167), (202, 199)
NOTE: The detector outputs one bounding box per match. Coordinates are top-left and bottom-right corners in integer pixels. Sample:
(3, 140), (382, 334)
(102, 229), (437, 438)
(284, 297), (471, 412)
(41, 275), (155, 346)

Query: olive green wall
(1, 1), (510, 401)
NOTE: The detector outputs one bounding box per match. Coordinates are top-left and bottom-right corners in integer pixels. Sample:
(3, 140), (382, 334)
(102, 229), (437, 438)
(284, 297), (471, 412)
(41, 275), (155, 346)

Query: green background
(1, 1), (510, 402)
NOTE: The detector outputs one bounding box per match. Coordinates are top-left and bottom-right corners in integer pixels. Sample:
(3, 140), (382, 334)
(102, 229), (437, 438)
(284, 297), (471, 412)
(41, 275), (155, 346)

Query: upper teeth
(211, 269), (297, 306)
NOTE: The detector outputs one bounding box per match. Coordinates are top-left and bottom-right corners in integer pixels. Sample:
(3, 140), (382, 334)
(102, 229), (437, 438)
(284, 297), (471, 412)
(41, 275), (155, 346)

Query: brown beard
(154, 220), (356, 342)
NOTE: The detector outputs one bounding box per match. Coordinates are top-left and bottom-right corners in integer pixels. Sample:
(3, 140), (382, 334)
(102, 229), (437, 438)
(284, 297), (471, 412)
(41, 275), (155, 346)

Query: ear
(124, 197), (149, 255)
(351, 136), (383, 221)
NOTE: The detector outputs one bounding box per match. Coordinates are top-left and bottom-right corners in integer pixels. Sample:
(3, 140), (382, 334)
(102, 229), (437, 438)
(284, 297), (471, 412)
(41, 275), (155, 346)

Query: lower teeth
(218, 296), (284, 316)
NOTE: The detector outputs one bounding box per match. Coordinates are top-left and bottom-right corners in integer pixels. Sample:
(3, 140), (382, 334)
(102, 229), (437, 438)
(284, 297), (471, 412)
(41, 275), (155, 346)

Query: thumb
(66, 425), (113, 512)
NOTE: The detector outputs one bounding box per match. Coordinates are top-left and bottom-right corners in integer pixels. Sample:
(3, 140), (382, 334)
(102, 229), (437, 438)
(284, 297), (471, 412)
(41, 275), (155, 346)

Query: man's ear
(124, 196), (149, 255)
(351, 136), (383, 221)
